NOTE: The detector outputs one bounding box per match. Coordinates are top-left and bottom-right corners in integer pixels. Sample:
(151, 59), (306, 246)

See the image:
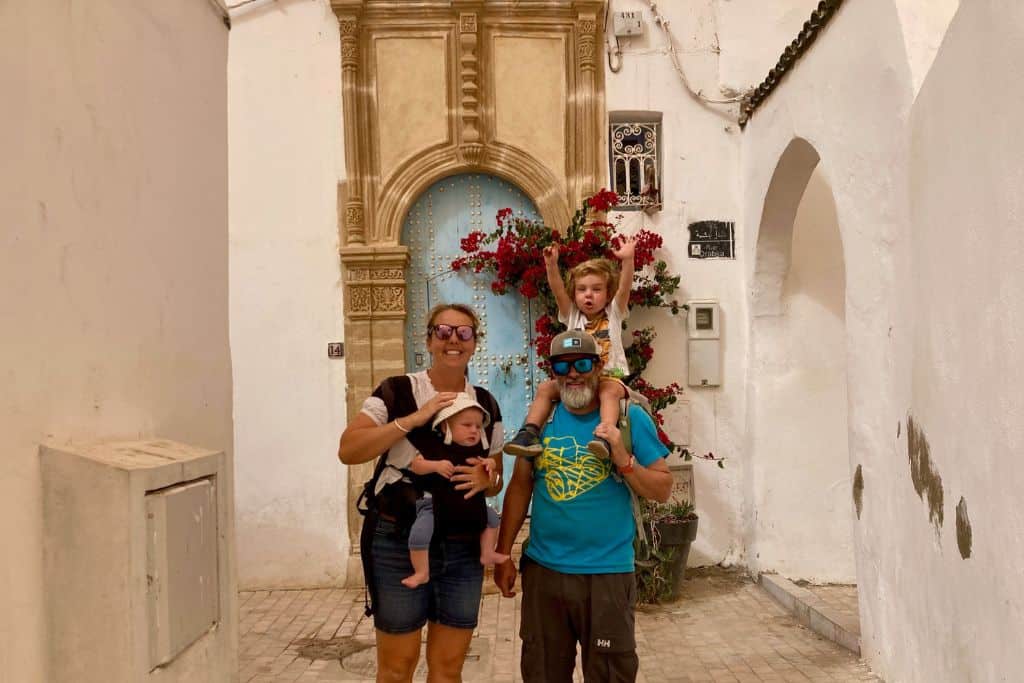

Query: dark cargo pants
(519, 555), (639, 683)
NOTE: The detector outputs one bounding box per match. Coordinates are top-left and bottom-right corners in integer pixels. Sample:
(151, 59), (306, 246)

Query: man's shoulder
(625, 402), (654, 423)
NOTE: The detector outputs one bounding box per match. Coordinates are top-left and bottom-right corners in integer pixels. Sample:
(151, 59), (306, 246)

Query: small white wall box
(41, 440), (237, 682)
(613, 11), (643, 36)
(687, 299), (722, 387)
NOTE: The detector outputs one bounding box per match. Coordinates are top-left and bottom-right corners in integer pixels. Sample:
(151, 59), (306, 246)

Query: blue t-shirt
(525, 402), (669, 574)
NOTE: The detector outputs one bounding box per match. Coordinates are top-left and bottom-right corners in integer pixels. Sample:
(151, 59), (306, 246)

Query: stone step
(758, 573), (862, 655)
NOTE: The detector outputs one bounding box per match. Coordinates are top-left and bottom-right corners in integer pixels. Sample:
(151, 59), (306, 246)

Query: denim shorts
(370, 517), (483, 634)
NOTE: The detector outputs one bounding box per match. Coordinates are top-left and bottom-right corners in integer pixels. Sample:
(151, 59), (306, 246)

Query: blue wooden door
(402, 174), (541, 507)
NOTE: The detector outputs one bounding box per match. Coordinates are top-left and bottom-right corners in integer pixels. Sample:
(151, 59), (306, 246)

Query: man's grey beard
(560, 377), (597, 409)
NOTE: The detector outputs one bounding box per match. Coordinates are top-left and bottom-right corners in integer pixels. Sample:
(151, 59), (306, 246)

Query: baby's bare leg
(402, 499), (433, 588)
(402, 549), (430, 588)
(479, 525), (510, 566)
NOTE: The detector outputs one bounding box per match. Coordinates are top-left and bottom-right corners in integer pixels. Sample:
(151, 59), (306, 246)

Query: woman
(338, 303), (504, 682)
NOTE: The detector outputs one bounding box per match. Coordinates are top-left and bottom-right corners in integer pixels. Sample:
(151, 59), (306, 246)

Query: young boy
(504, 236), (636, 460)
(402, 394), (509, 588)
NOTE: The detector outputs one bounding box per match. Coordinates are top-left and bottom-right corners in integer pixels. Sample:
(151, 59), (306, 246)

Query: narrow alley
(239, 568), (879, 682)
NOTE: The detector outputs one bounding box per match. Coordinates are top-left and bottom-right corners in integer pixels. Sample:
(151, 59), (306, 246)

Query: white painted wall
(717, 0), (822, 96)
(0, 2), (231, 680)
(747, 165), (854, 582)
(607, 0), (824, 567)
(740, 0), (914, 676)
(738, 0), (1019, 678)
(606, 0), (744, 567)
(901, 1), (1024, 679)
(228, 0), (349, 588)
(891, 0), (960, 97)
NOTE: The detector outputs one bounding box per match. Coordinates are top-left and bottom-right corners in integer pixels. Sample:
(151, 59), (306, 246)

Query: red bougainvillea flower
(587, 188), (620, 213)
(448, 189), (688, 454)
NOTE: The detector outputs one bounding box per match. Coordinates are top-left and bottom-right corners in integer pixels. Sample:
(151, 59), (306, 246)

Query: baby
(504, 236), (636, 460)
(402, 394), (509, 588)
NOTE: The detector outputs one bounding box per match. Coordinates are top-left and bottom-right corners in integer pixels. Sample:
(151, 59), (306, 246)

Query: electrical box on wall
(612, 11), (643, 36)
(40, 440), (237, 682)
(687, 299), (721, 387)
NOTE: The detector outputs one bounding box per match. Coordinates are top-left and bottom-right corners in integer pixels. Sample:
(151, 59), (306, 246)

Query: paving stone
(239, 567), (879, 682)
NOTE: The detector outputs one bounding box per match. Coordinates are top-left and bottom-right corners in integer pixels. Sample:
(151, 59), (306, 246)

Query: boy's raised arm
(613, 235), (636, 315)
(544, 244), (572, 318)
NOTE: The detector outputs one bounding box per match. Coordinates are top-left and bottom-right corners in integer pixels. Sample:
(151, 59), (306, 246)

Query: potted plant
(636, 499), (699, 603)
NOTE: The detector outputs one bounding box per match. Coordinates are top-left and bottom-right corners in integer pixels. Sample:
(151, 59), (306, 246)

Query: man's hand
(593, 422), (629, 468)
(494, 558), (518, 597)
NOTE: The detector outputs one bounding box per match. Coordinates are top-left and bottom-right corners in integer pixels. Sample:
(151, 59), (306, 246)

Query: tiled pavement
(238, 567), (880, 682)
(803, 584), (859, 628)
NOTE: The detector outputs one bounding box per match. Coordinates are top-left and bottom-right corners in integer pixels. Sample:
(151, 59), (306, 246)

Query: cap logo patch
(563, 338), (582, 349)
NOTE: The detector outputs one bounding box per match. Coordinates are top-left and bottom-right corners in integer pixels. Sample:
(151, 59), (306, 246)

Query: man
(495, 329), (673, 682)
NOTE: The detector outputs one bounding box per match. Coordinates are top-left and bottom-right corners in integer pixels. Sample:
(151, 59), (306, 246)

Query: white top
(558, 295), (630, 374)
(360, 370), (505, 494)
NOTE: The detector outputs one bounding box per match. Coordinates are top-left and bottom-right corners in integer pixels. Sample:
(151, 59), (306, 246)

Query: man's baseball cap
(548, 330), (600, 359)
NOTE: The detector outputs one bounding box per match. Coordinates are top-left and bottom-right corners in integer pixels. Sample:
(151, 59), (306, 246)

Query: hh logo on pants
(596, 639), (612, 649)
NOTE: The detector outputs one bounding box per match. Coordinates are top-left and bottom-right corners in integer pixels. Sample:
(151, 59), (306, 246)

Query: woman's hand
(406, 392), (458, 428)
(452, 456), (494, 499)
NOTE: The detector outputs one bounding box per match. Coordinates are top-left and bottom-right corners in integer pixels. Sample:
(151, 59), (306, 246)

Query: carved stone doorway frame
(330, 0), (606, 584)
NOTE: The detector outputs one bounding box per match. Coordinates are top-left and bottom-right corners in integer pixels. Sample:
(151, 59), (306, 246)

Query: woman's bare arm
(337, 392), (457, 465)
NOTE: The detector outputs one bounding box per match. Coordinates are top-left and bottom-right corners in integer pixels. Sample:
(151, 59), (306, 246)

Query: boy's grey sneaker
(504, 425), (542, 459)
(587, 437), (611, 460)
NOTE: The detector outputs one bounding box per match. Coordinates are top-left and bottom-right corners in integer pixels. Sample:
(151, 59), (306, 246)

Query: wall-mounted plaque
(688, 220), (734, 259)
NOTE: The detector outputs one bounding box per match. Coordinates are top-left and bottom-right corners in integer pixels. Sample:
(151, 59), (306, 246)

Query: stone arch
(751, 137), (822, 317)
(748, 136), (856, 583)
(376, 142), (572, 246)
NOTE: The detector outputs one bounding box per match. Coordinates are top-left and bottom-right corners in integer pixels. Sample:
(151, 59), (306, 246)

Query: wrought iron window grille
(609, 120), (662, 213)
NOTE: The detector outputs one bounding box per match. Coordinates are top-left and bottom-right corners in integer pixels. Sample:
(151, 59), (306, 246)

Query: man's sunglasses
(428, 324), (477, 341)
(550, 357), (597, 376)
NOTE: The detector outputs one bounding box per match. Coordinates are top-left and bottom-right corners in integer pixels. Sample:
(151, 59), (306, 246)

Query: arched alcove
(749, 138), (856, 584)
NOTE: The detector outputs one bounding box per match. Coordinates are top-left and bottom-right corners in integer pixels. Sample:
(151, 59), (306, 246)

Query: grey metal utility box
(41, 439), (237, 683)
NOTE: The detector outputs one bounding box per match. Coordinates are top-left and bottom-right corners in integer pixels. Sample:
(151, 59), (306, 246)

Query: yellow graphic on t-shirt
(584, 313), (612, 366)
(537, 435), (611, 502)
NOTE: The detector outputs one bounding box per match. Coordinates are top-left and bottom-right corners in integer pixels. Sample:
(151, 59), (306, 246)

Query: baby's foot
(480, 549), (510, 567)
(401, 572), (429, 588)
